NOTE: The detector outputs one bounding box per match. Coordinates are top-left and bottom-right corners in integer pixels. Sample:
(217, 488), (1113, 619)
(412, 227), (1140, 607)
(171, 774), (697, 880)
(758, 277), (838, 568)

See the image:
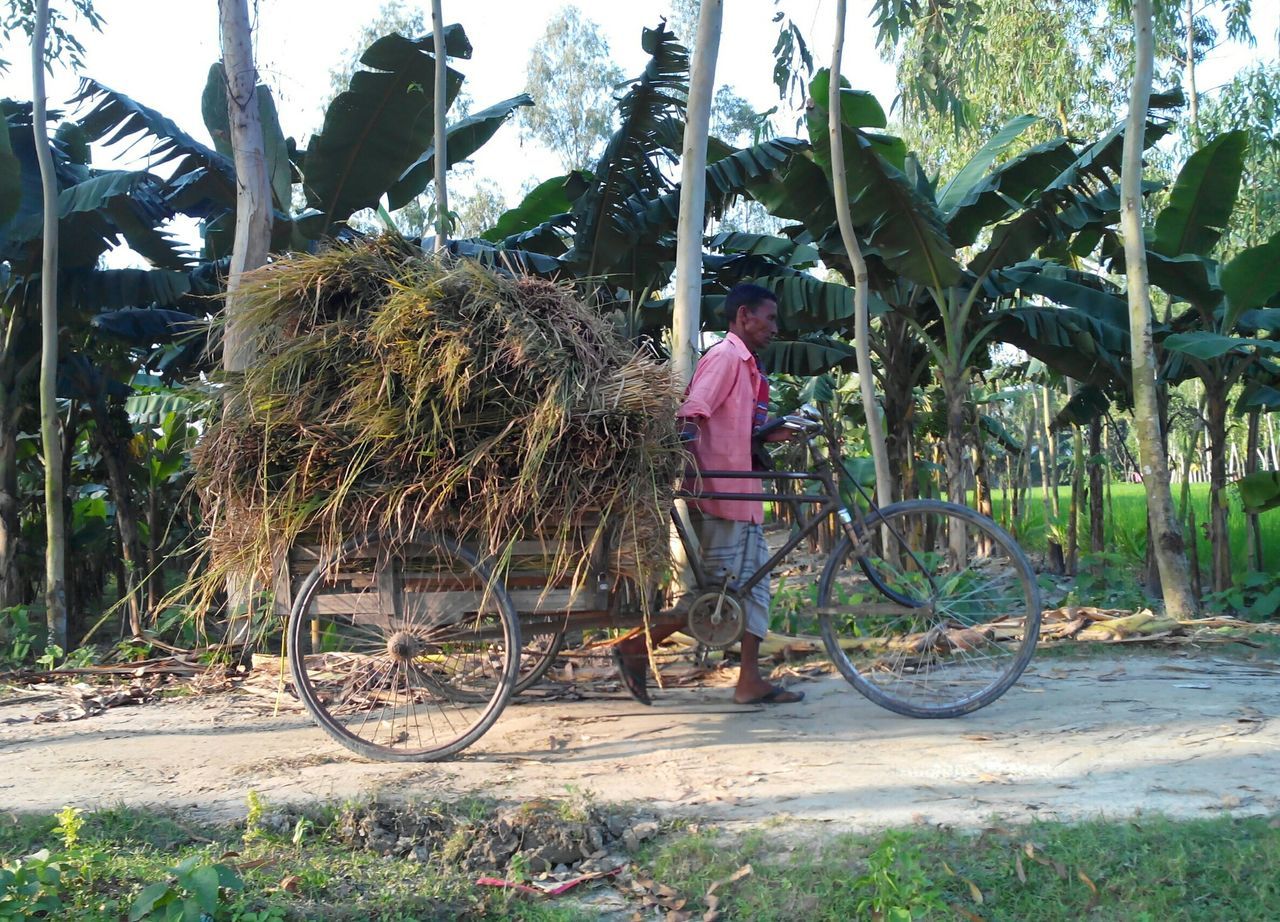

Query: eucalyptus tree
(520, 6), (624, 172)
(31, 0), (66, 647)
(828, 0), (892, 511)
(671, 0), (722, 386)
(1121, 0), (1197, 616)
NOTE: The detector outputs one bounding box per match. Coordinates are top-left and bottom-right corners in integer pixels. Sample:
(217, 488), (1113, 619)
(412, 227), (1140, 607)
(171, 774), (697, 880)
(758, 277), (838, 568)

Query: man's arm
(676, 346), (737, 440)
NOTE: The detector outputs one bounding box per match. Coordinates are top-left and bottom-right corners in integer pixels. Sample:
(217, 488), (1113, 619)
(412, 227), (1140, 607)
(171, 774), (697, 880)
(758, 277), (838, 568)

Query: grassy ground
(988, 483), (1280, 579)
(3, 799), (1277, 921)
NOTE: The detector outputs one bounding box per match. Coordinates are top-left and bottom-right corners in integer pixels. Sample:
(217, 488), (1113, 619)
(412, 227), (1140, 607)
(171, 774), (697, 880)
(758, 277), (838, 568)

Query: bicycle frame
(672, 432), (873, 598)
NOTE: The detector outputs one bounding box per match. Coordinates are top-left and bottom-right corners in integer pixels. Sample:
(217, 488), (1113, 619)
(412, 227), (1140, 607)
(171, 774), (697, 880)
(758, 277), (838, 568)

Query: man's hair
(722, 283), (777, 326)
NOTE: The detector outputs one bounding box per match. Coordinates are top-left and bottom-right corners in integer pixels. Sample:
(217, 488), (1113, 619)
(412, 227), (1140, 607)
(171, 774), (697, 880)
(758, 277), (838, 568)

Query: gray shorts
(685, 513), (771, 639)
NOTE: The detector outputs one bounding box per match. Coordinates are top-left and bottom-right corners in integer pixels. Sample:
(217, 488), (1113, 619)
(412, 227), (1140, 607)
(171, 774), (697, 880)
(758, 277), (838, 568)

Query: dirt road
(2, 653), (1277, 830)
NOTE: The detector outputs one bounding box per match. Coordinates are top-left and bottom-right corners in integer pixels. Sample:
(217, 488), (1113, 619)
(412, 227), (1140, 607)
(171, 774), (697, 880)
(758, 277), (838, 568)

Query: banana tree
(744, 70), (1166, 506)
(0, 97), (214, 616)
(73, 23), (530, 256)
(1138, 130), (1280, 592)
(456, 22), (843, 360)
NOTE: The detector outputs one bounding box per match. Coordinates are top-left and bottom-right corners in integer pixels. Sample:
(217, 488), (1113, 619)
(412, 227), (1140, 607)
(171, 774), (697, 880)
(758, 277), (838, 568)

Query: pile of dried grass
(191, 236), (682, 612)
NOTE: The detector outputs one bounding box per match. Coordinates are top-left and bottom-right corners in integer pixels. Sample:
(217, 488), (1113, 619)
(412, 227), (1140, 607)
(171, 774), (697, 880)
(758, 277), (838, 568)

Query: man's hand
(757, 417), (801, 442)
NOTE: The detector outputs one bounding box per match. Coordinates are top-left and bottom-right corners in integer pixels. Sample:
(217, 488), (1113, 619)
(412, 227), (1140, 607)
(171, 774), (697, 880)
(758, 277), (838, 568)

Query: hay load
(193, 236), (683, 601)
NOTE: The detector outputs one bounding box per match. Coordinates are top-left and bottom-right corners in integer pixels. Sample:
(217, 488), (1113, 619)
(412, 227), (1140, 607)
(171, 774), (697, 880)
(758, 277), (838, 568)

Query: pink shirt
(677, 332), (766, 523)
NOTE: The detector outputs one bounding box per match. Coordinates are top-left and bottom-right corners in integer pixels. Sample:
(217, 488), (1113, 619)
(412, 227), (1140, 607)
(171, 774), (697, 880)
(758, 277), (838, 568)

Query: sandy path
(2, 653), (1278, 830)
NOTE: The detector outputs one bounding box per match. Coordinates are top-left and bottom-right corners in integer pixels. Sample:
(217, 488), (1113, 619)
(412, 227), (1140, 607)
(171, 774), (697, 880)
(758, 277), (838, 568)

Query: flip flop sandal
(612, 647), (652, 706)
(738, 685), (805, 705)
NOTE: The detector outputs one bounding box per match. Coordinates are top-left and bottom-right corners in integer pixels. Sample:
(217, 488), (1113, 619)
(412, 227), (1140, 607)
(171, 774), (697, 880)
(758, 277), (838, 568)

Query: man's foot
(734, 684), (805, 705)
(611, 647), (651, 706)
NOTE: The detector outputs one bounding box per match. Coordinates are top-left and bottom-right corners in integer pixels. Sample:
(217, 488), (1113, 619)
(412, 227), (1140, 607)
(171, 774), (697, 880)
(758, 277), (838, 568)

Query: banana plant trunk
(1120, 0), (1197, 616)
(828, 0), (894, 513)
(1088, 416), (1104, 555)
(32, 0), (67, 650)
(1203, 379), (1232, 592)
(91, 403), (146, 636)
(942, 366), (969, 508)
(0, 376), (21, 609)
(1067, 422), (1085, 575)
(880, 311), (917, 502)
(1245, 408), (1262, 572)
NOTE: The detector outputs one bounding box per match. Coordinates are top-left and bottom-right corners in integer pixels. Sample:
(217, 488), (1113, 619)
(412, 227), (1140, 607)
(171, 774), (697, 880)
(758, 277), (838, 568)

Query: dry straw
(186, 236), (683, 623)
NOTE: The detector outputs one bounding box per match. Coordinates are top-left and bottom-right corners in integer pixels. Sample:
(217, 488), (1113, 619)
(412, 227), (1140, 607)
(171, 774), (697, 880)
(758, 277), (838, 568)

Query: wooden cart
(281, 524), (664, 762)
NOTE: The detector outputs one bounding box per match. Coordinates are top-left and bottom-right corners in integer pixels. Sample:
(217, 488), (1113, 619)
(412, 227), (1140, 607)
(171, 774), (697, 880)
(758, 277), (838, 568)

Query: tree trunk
(91, 403), (146, 636)
(1185, 0), (1199, 143)
(942, 368), (969, 507)
(1088, 416), (1104, 557)
(0, 373), (21, 609)
(431, 0), (449, 249)
(829, 0), (893, 514)
(1041, 384), (1060, 517)
(1119, 0), (1197, 617)
(880, 312), (917, 503)
(219, 0), (272, 375)
(1266, 412), (1278, 470)
(146, 489), (163, 613)
(32, 0), (66, 651)
(671, 0), (723, 388)
(1067, 410), (1084, 575)
(1246, 408), (1262, 572)
(220, 0), (273, 635)
(1036, 387), (1063, 570)
(1187, 503), (1203, 599)
(1203, 380), (1232, 592)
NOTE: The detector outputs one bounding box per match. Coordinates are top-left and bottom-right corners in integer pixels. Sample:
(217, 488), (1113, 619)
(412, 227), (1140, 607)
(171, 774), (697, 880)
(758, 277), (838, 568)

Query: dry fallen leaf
(1015, 854), (1027, 884)
(279, 875), (301, 893)
(967, 879), (985, 905)
(1077, 869), (1099, 908)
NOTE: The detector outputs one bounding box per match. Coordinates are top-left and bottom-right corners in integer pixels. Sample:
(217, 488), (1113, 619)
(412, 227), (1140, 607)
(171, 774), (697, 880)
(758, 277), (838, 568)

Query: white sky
(1, 0), (1276, 207)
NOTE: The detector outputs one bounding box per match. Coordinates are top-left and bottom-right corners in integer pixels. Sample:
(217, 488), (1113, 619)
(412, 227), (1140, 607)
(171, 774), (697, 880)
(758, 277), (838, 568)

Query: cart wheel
(287, 532), (520, 761)
(513, 630), (567, 695)
(818, 500), (1040, 718)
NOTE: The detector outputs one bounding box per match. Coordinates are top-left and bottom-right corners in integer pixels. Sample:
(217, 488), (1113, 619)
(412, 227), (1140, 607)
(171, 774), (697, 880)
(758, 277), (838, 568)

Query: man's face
(734, 299), (779, 354)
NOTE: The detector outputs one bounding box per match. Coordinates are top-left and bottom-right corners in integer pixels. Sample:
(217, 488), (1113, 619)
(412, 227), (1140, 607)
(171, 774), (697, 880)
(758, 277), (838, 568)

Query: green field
(987, 482), (1280, 582)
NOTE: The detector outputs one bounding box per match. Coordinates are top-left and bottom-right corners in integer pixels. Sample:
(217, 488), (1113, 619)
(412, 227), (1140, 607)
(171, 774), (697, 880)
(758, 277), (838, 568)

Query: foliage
(852, 832), (947, 921)
(1065, 552), (1154, 611)
(323, 0), (427, 110)
(128, 856), (242, 922)
(1203, 569), (1280, 620)
(0, 849), (63, 919)
(0, 606), (40, 665)
(520, 6), (625, 171)
(892, 0), (1129, 175)
(0, 0), (103, 72)
(1193, 60), (1280, 255)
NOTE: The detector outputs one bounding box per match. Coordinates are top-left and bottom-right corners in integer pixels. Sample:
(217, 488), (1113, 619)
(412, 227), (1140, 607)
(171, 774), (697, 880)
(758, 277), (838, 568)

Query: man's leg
(732, 522), (803, 704)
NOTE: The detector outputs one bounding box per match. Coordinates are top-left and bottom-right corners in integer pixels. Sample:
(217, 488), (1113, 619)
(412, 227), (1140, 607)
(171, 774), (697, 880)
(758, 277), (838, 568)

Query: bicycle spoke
(820, 501), (1040, 717)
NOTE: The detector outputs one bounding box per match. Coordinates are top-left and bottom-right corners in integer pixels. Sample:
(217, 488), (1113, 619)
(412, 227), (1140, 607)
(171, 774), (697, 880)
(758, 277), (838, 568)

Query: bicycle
(283, 405), (1041, 761)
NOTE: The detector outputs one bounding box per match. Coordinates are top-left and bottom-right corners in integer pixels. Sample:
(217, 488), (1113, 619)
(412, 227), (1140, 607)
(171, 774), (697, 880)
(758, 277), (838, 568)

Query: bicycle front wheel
(818, 500), (1040, 718)
(288, 532), (520, 761)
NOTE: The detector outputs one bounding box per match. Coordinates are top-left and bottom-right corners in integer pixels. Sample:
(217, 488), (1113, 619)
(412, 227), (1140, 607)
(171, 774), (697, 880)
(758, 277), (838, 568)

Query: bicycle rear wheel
(287, 532), (520, 761)
(513, 629), (566, 694)
(818, 500), (1040, 717)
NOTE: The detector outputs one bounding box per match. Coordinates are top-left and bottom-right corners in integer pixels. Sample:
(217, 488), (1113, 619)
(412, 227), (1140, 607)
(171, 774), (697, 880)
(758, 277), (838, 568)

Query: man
(614, 283), (805, 706)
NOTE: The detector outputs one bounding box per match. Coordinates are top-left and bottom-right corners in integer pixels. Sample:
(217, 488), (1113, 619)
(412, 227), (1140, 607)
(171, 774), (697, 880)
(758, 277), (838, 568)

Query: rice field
(987, 482), (1280, 580)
